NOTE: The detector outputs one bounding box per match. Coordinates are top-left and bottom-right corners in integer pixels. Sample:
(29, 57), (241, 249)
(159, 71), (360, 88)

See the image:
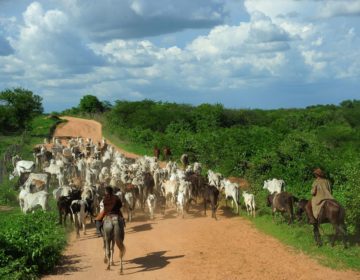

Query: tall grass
(0, 115), (67, 280)
(248, 214), (360, 270)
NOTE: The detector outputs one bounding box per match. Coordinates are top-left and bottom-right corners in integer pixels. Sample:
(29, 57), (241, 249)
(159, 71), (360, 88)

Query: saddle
(316, 198), (338, 206)
(104, 214), (126, 228)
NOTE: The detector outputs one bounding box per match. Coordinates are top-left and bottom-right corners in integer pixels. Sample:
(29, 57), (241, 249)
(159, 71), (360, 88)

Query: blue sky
(0, 0), (359, 112)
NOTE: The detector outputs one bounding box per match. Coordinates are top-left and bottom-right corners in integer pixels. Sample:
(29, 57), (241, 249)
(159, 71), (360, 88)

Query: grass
(244, 213), (360, 270)
(0, 114), (63, 205)
(102, 125), (152, 156)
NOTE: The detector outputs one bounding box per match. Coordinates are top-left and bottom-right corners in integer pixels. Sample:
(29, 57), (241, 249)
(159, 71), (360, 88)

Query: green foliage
(79, 94), (104, 114)
(0, 88), (43, 133)
(0, 211), (66, 279)
(101, 98), (360, 236)
(0, 115), (62, 203)
(0, 115), (67, 279)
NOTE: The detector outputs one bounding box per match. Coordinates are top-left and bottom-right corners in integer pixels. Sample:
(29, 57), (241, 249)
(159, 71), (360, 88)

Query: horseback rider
(305, 168), (334, 224)
(95, 186), (124, 237)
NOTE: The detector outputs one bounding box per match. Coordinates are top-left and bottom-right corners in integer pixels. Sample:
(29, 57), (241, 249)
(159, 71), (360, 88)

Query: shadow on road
(127, 223), (155, 234)
(44, 254), (91, 276)
(125, 251), (184, 274)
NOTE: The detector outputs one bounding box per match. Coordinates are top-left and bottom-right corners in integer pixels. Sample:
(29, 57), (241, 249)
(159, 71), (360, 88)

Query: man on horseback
(95, 186), (124, 237)
(305, 168), (334, 224)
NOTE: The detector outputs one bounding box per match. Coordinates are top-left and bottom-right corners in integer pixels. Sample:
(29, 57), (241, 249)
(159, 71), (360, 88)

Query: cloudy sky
(0, 0), (359, 112)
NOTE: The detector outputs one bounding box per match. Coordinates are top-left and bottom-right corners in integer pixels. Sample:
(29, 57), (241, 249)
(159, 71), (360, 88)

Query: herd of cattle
(9, 136), (294, 236)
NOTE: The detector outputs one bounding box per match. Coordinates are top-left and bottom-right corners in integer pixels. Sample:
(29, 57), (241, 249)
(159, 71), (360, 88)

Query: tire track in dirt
(43, 116), (360, 280)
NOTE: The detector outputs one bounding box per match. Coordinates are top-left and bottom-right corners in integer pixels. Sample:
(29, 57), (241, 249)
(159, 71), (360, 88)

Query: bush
(0, 211), (66, 279)
(96, 99), (360, 232)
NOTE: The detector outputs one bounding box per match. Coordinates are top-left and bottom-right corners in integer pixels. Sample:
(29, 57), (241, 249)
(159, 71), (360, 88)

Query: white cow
(22, 172), (51, 193)
(263, 179), (285, 194)
(10, 160), (35, 180)
(176, 191), (186, 218)
(193, 162), (202, 175)
(220, 179), (240, 213)
(146, 194), (156, 220)
(124, 192), (134, 222)
(20, 190), (49, 214)
(242, 191), (256, 217)
(161, 179), (178, 206)
(208, 170), (223, 190)
(53, 186), (72, 201)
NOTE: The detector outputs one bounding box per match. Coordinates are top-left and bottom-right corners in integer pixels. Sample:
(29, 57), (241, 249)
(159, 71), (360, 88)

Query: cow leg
(82, 215), (86, 235)
(233, 197), (238, 213)
(204, 200), (207, 216)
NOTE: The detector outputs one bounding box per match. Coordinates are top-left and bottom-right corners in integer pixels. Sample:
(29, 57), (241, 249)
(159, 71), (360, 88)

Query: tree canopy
(79, 95), (104, 114)
(0, 88), (43, 133)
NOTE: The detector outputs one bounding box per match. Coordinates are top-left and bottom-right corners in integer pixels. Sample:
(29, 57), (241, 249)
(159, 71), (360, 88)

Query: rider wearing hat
(305, 168), (334, 224)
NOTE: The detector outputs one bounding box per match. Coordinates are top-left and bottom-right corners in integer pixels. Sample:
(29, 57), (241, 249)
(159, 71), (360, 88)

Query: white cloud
(59, 0), (226, 41)
(1, 0), (360, 111)
(13, 2), (103, 76)
(320, 1), (360, 18)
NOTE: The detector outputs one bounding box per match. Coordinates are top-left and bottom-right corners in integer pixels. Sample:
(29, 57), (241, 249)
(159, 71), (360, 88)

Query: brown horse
(153, 146), (160, 159)
(297, 199), (347, 247)
(163, 147), (172, 161)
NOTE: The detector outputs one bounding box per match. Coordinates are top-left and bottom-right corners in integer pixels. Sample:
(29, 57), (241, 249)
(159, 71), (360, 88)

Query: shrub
(0, 211), (66, 279)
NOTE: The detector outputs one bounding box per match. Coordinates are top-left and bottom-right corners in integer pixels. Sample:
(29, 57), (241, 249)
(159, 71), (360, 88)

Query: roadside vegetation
(64, 96), (360, 270)
(0, 88), (66, 279)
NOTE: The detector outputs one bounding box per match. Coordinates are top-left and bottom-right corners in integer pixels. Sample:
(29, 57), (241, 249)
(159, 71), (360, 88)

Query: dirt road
(44, 116), (360, 280)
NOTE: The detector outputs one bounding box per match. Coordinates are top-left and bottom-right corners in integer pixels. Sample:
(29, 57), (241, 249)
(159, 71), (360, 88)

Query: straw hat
(313, 168), (325, 178)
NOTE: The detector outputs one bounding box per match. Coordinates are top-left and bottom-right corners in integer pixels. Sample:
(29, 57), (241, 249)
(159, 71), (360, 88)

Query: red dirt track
(43, 116), (360, 280)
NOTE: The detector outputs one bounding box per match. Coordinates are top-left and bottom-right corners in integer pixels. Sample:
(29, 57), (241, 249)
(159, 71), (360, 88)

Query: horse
(102, 215), (126, 273)
(153, 147), (160, 159)
(163, 147), (172, 161)
(297, 199), (347, 247)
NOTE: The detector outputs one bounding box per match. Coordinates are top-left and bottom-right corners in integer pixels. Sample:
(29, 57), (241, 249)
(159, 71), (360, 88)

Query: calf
(242, 191), (256, 217)
(203, 184), (220, 220)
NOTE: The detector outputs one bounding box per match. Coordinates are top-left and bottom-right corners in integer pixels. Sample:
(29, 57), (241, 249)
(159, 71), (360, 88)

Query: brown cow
(267, 192), (297, 224)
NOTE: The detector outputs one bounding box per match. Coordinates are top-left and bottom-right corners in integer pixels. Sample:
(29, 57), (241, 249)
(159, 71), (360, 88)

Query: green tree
(0, 88), (43, 132)
(79, 95), (104, 114)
